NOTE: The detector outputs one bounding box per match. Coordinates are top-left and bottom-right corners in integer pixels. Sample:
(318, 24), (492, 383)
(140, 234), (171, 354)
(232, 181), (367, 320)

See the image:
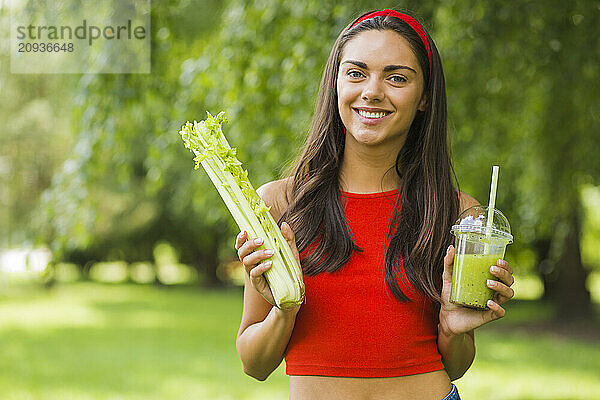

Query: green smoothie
(450, 253), (502, 309)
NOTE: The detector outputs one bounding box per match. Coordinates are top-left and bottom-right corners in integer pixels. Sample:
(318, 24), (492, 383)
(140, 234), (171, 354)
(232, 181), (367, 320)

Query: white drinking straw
(487, 166), (499, 232)
(483, 166), (499, 255)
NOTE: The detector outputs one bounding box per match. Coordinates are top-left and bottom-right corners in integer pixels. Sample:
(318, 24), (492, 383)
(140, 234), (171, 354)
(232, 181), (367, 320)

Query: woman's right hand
(235, 222), (302, 310)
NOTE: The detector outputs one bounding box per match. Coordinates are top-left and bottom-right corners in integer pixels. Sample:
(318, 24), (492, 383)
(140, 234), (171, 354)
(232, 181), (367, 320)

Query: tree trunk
(534, 238), (554, 300)
(532, 2), (594, 320)
(199, 234), (224, 287)
(550, 207), (592, 319)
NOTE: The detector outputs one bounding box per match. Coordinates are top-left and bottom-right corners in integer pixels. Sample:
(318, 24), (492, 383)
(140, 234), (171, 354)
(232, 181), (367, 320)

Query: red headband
(351, 9), (432, 74)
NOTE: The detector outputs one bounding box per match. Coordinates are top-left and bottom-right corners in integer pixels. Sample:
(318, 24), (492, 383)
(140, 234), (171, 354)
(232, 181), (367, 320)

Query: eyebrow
(341, 59), (417, 74)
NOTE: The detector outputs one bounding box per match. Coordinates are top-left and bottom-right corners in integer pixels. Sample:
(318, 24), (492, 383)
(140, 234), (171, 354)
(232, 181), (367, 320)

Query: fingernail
(446, 245), (452, 255)
(264, 261), (272, 267)
(487, 300), (494, 307)
(264, 249), (274, 256)
(487, 279), (496, 287)
(254, 238), (263, 245)
(491, 266), (500, 273)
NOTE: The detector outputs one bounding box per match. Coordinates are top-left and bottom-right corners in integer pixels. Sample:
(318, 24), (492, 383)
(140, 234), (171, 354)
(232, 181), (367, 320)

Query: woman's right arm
(235, 179), (302, 381)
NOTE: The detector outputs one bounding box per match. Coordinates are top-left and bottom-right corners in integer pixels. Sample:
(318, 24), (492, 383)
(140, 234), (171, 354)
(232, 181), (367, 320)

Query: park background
(1, 0), (599, 399)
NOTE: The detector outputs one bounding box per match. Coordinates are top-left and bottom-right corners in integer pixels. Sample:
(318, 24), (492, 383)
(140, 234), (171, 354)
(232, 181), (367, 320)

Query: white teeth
(357, 109), (389, 119)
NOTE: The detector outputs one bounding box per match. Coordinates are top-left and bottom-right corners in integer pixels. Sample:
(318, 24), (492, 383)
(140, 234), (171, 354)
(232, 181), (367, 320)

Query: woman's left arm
(437, 322), (475, 382)
(437, 245), (515, 380)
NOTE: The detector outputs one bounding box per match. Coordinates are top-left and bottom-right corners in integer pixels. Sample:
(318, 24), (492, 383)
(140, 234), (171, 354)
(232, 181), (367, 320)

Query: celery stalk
(179, 112), (305, 309)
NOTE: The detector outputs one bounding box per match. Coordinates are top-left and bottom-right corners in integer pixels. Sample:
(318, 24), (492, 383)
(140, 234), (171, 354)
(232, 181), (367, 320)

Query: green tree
(437, 0), (599, 318)
(0, 3), (76, 248)
(36, 0), (227, 284)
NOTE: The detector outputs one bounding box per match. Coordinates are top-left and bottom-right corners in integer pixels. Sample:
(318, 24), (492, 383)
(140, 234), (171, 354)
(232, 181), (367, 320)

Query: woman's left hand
(439, 245), (515, 336)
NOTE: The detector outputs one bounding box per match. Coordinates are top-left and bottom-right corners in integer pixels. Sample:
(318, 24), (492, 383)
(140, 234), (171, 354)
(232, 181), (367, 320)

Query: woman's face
(337, 29), (426, 148)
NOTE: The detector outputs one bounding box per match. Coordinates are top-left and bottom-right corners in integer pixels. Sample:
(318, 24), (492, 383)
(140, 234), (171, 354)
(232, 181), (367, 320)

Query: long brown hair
(278, 11), (460, 303)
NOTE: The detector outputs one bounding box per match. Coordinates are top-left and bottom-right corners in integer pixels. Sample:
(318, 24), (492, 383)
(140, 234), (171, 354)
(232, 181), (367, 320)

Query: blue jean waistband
(442, 384), (460, 400)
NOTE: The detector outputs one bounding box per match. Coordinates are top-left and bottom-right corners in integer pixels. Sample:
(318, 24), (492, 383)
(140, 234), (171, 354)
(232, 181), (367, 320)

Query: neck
(339, 137), (403, 194)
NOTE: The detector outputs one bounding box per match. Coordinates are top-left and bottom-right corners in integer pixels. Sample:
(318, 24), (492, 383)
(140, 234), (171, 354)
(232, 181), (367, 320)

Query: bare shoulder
(256, 177), (293, 221)
(459, 191), (481, 213)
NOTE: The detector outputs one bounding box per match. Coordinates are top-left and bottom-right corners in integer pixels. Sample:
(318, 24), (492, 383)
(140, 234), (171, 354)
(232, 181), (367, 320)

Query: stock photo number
(18, 42), (74, 53)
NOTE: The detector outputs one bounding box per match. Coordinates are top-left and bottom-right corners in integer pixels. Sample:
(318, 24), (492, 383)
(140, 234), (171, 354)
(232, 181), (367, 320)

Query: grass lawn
(0, 282), (598, 399)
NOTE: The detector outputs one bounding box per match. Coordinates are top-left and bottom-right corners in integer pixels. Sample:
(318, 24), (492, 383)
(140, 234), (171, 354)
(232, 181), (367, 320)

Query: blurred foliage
(30, 0), (228, 284)
(0, 4), (75, 246)
(439, 0), (600, 251)
(1, 1), (599, 309)
(434, 0), (599, 316)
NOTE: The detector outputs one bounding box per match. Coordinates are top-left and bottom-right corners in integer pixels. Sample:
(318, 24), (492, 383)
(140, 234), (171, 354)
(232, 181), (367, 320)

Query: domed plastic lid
(451, 205), (513, 243)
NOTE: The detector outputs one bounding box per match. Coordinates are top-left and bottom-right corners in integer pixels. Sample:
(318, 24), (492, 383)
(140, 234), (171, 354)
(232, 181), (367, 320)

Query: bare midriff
(289, 369), (452, 400)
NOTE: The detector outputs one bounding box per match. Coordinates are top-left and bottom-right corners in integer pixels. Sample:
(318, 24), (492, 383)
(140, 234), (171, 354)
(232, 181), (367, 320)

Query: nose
(361, 78), (384, 102)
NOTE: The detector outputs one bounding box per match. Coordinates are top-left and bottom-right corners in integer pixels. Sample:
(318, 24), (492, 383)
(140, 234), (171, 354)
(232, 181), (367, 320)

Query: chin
(349, 131), (385, 145)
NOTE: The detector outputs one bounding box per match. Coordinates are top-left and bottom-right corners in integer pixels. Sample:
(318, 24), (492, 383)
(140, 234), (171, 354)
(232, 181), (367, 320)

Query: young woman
(234, 9), (515, 400)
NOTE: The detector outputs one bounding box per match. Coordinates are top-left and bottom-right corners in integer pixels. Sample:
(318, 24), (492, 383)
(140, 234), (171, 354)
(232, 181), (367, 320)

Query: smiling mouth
(354, 108), (392, 119)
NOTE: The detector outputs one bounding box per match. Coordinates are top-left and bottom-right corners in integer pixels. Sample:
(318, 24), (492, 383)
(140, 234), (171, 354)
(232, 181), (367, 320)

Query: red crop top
(284, 189), (444, 378)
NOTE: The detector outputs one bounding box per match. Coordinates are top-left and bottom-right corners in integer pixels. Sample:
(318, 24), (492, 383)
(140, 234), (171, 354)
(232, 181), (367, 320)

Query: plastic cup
(450, 205), (513, 310)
